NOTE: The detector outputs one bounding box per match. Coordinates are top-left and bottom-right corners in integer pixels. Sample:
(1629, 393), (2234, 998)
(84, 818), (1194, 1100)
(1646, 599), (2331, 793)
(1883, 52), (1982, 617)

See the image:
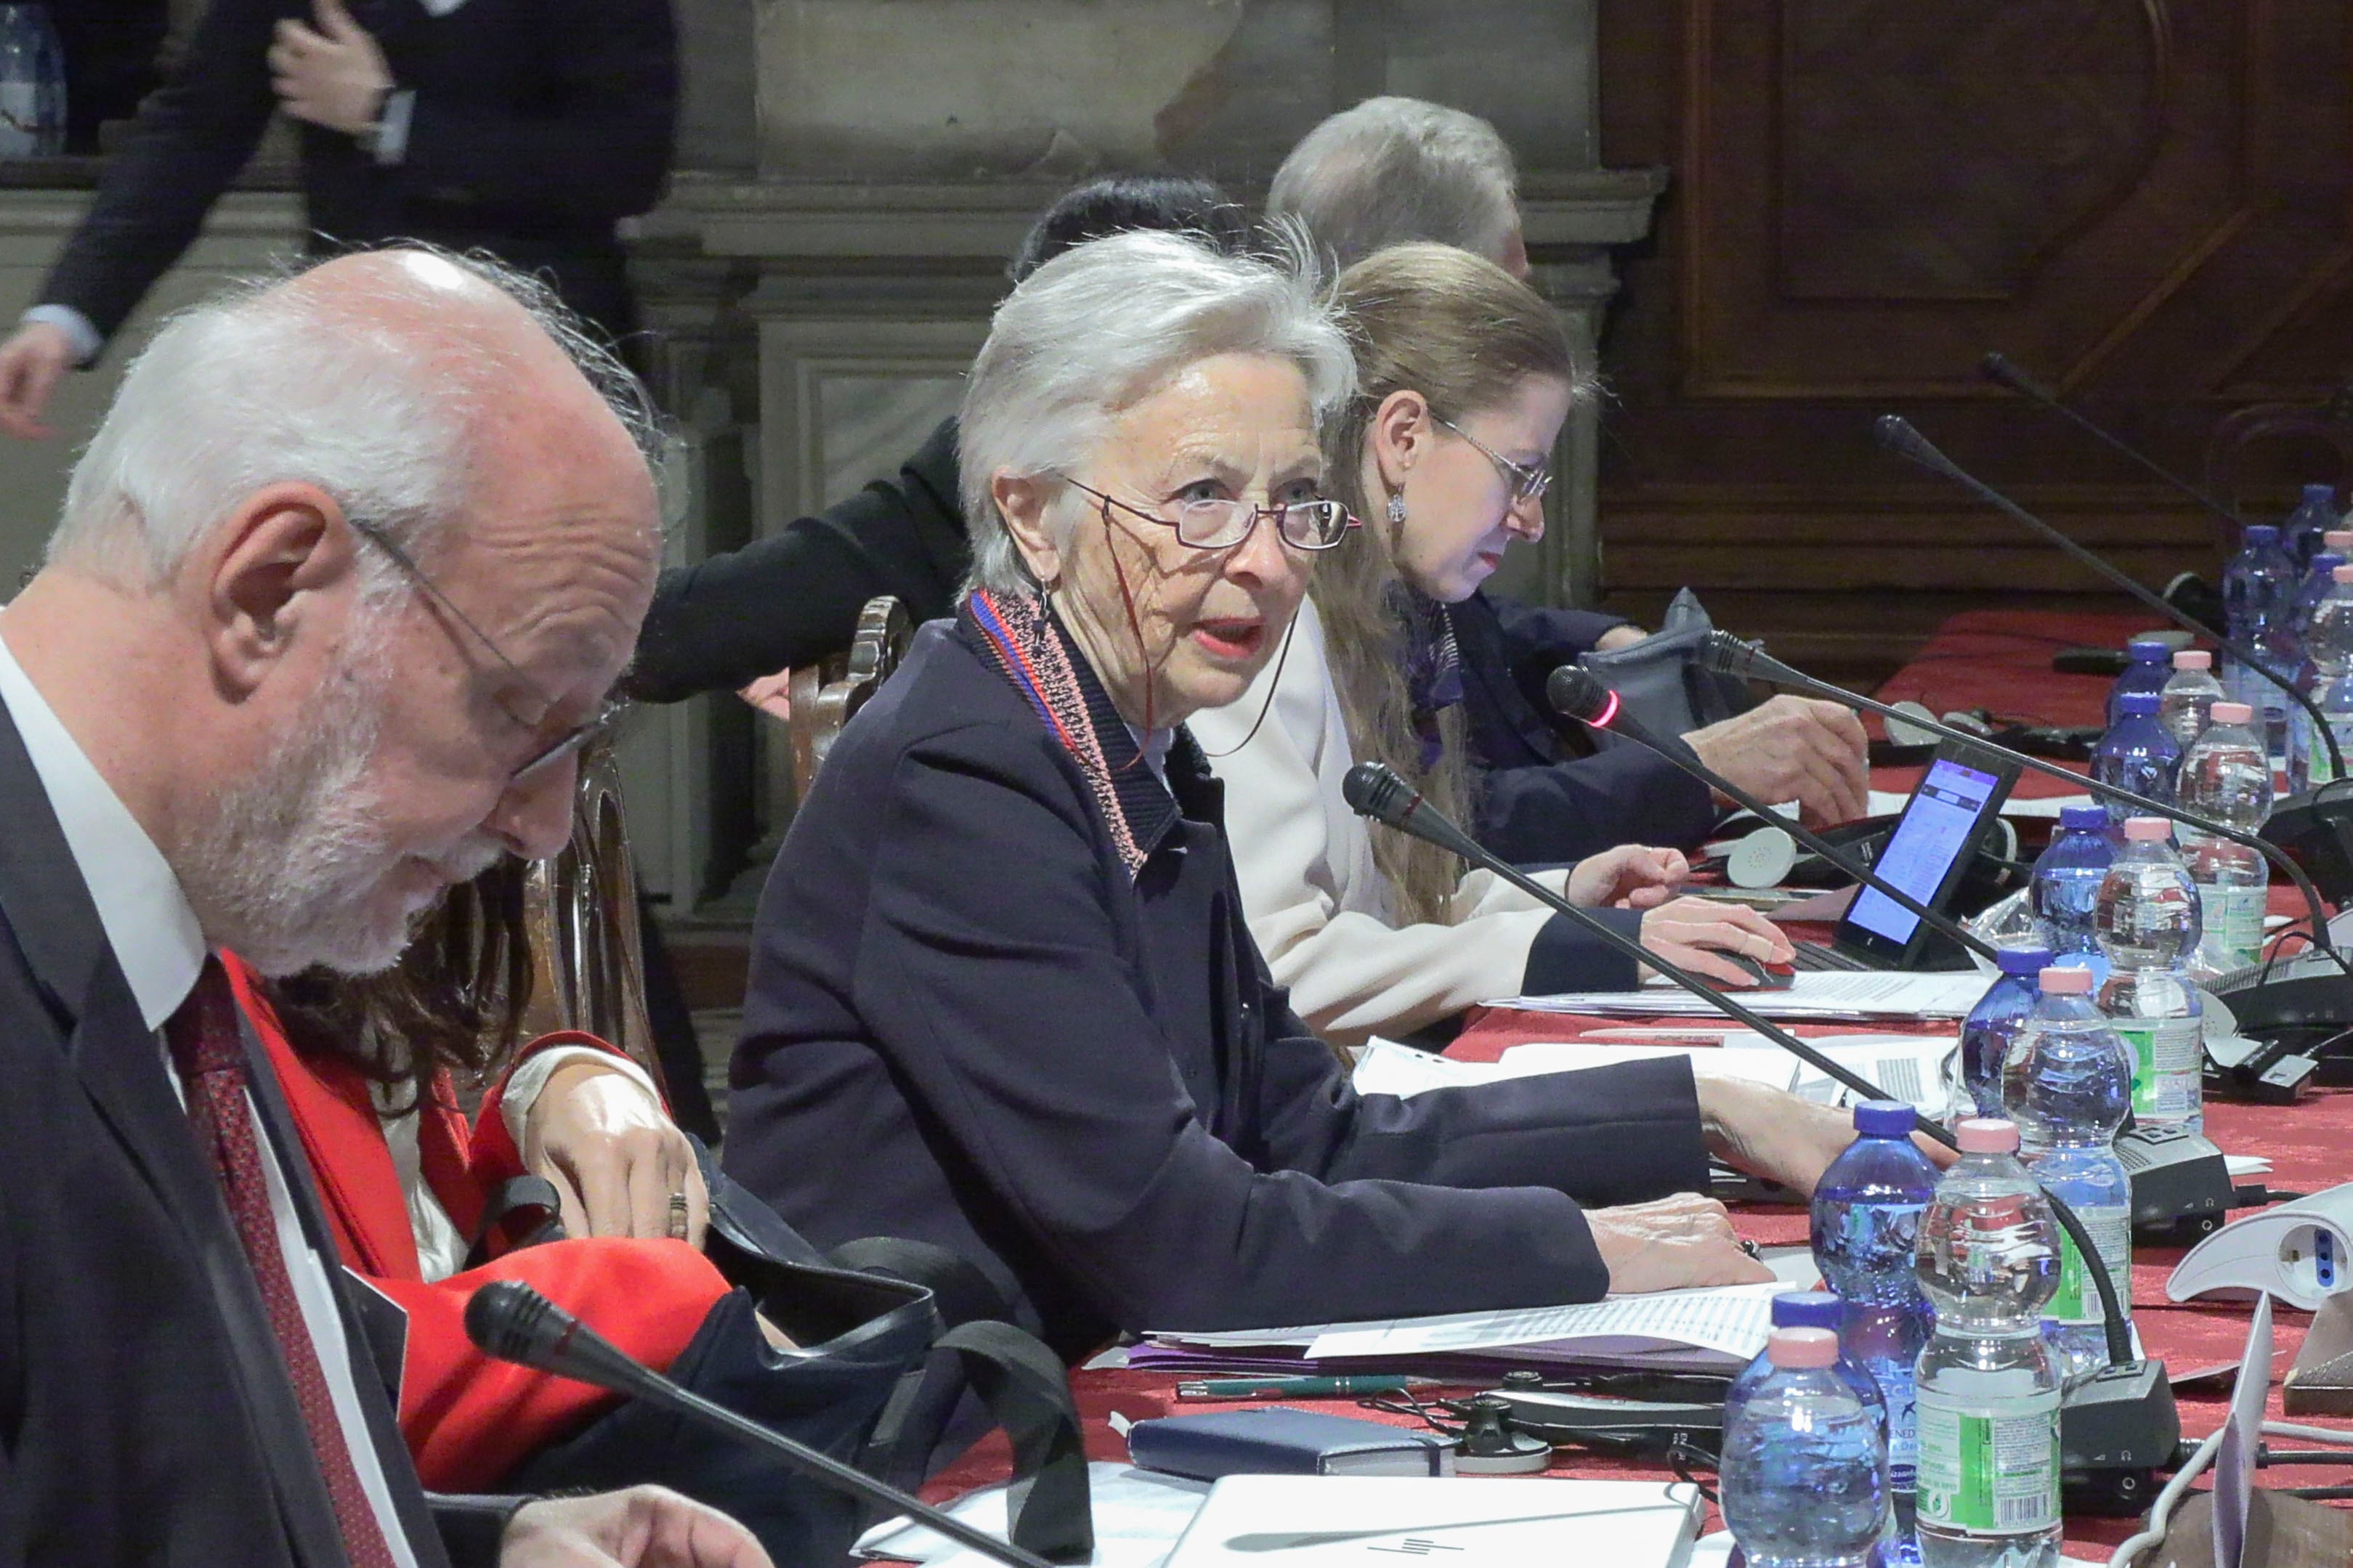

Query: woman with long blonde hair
(1194, 244), (1791, 1046)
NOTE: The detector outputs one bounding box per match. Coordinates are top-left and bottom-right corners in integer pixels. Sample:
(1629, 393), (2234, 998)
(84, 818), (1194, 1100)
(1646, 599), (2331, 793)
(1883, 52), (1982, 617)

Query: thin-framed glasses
(1057, 475), (1360, 552)
(1433, 415), (1552, 504)
(347, 519), (623, 788)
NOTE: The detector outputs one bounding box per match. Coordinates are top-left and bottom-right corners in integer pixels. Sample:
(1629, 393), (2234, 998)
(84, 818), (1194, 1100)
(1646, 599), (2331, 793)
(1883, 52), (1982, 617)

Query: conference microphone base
(2061, 1359), (2179, 1516)
(2262, 790), (2353, 906)
(2120, 1124), (2236, 1243)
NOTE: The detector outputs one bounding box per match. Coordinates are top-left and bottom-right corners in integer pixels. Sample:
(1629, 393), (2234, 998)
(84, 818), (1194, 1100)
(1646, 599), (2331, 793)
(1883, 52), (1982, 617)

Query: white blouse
(1191, 596), (1569, 1047)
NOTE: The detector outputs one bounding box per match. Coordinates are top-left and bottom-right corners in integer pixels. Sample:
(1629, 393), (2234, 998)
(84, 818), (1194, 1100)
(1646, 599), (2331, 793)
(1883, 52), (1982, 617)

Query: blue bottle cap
(1853, 1100), (1917, 1137)
(2058, 803), (2109, 831)
(2127, 637), (2172, 662)
(1769, 1291), (1844, 1331)
(2316, 554), (2345, 574)
(2305, 484), (2336, 503)
(2118, 690), (2161, 716)
(2247, 524), (2280, 544)
(1996, 943), (2054, 975)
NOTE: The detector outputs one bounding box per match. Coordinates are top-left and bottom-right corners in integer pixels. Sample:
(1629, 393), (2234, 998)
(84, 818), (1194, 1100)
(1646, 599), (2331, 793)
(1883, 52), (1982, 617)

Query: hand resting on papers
(1588, 1076), (1958, 1293)
(1587, 1193), (1771, 1292)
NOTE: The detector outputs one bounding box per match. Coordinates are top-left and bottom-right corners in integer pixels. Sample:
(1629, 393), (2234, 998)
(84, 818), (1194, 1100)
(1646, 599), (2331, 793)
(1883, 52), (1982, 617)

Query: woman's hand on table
(1635, 898), (1793, 987)
(1588, 1193), (1774, 1293)
(1565, 845), (1688, 910)
(1694, 1077), (1956, 1198)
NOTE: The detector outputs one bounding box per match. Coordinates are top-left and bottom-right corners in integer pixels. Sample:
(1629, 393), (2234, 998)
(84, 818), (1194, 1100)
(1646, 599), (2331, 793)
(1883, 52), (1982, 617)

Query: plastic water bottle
(2091, 690), (2179, 819)
(2104, 637), (2176, 728)
(2283, 483), (2340, 572)
(2093, 817), (2205, 1132)
(0, 5), (66, 160)
(2158, 649), (2225, 751)
(2001, 967), (2133, 1379)
(2178, 702), (2271, 980)
(1913, 1119), (2062, 1568)
(2287, 551), (2342, 789)
(1722, 1326), (1890, 1568)
(2029, 805), (2115, 975)
(1959, 946), (2055, 1118)
(1725, 1291), (1888, 1435)
(2293, 562), (2353, 789)
(2223, 523), (2298, 755)
(1813, 1100), (1940, 1558)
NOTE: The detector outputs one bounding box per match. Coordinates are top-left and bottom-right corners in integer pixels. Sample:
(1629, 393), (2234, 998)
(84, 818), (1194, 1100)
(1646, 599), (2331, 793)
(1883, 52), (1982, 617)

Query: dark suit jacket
(1452, 592), (1721, 861)
(0, 701), (517, 1568)
(629, 417), (972, 702)
(723, 614), (1711, 1361)
(41, 0), (677, 347)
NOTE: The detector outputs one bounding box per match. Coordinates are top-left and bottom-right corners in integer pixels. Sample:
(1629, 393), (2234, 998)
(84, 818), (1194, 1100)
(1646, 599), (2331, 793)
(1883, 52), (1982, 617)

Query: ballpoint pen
(1173, 1375), (1444, 1400)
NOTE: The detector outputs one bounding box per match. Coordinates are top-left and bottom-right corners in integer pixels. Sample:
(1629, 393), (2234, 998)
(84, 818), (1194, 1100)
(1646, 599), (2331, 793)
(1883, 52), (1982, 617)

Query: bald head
(9, 246), (663, 976)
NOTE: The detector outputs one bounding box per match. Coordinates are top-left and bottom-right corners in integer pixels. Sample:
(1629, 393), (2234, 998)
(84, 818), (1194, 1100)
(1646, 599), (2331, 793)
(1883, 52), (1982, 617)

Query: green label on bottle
(2196, 884), (2267, 975)
(2048, 1204), (2132, 1326)
(1916, 1389), (2061, 1535)
(2112, 1017), (2200, 1121)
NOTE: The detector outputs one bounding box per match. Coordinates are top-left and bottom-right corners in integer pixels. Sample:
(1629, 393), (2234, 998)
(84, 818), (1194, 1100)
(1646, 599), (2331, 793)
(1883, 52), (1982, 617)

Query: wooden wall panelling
(1593, 0), (2353, 690)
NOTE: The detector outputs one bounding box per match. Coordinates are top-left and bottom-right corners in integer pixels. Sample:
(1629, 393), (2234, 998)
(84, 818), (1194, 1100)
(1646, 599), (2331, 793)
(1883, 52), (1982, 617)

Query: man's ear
(992, 471), (1064, 586)
(1368, 389), (1430, 493)
(197, 482), (361, 698)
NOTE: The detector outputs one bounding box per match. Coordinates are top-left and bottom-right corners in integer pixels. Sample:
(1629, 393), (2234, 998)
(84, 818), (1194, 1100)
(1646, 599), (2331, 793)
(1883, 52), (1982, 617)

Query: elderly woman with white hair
(721, 232), (1853, 1360)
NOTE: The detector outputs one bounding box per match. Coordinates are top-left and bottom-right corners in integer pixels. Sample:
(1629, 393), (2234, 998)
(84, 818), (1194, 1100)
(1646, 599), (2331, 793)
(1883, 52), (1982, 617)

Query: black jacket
(630, 417), (972, 702)
(41, 0), (677, 346)
(0, 699), (519, 1568)
(1453, 592), (1721, 861)
(722, 614), (1711, 1361)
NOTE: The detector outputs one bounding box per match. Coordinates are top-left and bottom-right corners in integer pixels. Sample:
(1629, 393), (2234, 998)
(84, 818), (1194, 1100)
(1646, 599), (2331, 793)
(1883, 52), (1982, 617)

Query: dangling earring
(1386, 492), (1408, 526)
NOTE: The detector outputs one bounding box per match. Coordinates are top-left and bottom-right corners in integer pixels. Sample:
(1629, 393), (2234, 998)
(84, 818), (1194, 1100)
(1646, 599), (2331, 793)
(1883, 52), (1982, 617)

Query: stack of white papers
(1489, 969), (1990, 1020)
(1149, 1278), (1788, 1371)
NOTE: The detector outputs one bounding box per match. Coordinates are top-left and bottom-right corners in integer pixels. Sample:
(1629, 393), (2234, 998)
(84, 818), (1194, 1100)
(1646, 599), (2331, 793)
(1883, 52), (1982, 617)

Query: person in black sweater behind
(624, 173), (1250, 706)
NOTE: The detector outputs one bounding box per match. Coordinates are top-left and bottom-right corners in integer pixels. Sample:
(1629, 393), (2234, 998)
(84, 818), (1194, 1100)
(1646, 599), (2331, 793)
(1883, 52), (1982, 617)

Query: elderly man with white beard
(0, 248), (768, 1568)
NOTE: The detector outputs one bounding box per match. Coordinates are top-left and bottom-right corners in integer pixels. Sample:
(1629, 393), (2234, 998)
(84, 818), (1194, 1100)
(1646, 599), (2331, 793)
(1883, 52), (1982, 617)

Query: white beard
(175, 659), (501, 978)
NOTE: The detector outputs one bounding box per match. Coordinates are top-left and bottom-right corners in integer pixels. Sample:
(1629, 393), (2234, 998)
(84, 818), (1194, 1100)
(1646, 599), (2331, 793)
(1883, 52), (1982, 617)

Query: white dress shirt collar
(0, 626), (206, 1030)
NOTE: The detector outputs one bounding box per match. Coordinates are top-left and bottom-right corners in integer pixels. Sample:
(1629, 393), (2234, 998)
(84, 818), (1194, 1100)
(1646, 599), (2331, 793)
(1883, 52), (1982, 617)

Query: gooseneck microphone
(463, 1283), (1061, 1568)
(1871, 413), (2344, 781)
(1338, 763), (2161, 1376)
(1980, 352), (2252, 532)
(1698, 630), (2349, 975)
(1343, 760), (1944, 1140)
(1542, 665), (2001, 966)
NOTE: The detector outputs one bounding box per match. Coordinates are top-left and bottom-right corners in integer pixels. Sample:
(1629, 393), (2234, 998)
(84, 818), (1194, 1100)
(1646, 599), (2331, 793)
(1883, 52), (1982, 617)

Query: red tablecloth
(918, 609), (2350, 1553)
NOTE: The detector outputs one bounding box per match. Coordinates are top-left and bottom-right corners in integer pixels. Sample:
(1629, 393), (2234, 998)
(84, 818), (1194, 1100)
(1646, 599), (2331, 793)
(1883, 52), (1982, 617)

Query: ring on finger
(666, 1190), (690, 1240)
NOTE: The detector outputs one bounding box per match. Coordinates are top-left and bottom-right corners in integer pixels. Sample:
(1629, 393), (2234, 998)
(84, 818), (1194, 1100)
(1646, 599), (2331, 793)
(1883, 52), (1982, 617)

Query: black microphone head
(1544, 664), (1618, 726)
(1870, 413), (1939, 466)
(465, 1279), (567, 1371)
(1694, 628), (1759, 679)
(1980, 351), (2057, 404)
(1341, 760), (1415, 827)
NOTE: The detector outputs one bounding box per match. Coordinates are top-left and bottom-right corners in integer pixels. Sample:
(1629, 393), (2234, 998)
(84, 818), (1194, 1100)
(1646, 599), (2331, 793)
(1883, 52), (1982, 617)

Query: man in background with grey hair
(1265, 97), (1871, 853)
(1268, 95), (1530, 277)
(0, 247), (767, 1568)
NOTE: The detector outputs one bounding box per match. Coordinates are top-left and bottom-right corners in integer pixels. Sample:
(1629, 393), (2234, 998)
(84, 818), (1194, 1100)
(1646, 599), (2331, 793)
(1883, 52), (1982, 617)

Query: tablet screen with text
(1844, 757), (2004, 947)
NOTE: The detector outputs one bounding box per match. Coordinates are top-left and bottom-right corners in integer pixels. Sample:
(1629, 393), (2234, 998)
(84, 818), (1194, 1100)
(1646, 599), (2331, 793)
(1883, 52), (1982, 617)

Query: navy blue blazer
(0, 701), (518, 1568)
(724, 615), (1712, 1360)
(1451, 593), (1721, 862)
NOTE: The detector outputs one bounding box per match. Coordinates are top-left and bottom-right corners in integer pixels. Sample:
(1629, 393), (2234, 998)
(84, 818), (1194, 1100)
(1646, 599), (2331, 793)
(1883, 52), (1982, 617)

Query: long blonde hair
(1316, 244), (1582, 925)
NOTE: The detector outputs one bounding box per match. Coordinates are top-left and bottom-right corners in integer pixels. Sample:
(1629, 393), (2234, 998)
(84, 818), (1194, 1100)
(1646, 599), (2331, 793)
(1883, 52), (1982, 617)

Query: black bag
(1574, 587), (1757, 738)
(500, 1140), (1093, 1567)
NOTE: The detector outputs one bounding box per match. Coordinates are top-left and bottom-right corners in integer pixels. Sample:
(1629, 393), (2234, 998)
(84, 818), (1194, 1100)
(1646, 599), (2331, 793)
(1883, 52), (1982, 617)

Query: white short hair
(958, 229), (1356, 597)
(48, 248), (659, 596)
(1267, 97), (1521, 271)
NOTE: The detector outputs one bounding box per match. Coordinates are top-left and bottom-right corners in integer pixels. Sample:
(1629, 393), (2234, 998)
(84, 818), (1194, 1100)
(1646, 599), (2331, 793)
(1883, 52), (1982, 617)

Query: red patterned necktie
(166, 958), (401, 1568)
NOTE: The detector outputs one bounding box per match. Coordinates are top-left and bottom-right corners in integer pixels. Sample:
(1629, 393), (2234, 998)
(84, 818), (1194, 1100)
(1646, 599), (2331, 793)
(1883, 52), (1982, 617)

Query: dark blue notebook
(1125, 1408), (1455, 1481)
